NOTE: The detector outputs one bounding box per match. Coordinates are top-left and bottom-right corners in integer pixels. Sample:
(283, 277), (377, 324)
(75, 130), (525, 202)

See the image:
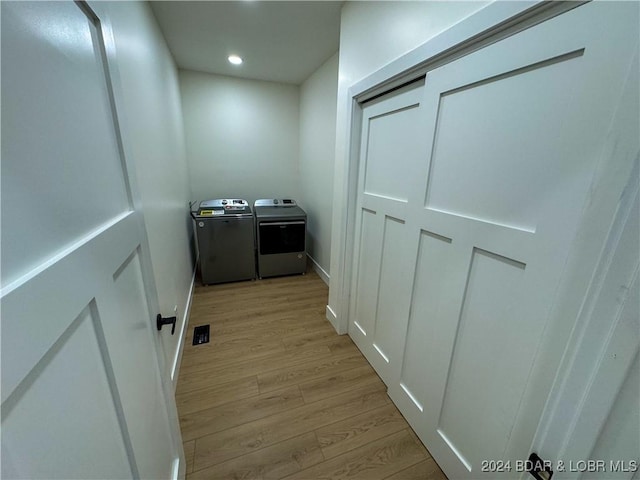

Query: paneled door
(349, 2), (639, 479)
(1, 2), (182, 478)
(348, 80), (428, 384)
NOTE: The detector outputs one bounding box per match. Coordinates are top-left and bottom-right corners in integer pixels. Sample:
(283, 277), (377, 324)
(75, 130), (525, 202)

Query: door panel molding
(334, 1), (590, 339)
(352, 1), (586, 104)
(89, 2), (186, 473)
(1, 2), (185, 477)
(343, 2), (640, 479)
(1, 303), (136, 479)
(1, 212), (138, 402)
(348, 81), (427, 385)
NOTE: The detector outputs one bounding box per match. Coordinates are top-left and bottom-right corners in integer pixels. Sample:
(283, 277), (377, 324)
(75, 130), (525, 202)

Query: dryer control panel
(254, 199), (297, 207)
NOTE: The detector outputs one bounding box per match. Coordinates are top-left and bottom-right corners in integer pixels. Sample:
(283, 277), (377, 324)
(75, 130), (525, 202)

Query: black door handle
(156, 314), (176, 335)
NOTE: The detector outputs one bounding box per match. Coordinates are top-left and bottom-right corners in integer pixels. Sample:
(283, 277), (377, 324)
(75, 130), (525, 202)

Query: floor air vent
(192, 325), (210, 345)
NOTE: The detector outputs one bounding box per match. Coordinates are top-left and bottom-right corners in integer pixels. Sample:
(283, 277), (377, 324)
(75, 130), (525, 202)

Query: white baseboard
(171, 264), (197, 390)
(308, 254), (330, 285)
(326, 304), (339, 332)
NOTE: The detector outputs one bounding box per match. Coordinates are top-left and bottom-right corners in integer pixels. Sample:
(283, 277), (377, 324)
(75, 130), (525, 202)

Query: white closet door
(1, 2), (181, 478)
(348, 80), (428, 384)
(348, 2), (639, 479)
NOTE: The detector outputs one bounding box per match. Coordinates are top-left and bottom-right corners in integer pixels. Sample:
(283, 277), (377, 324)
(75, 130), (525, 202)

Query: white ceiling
(150, 1), (343, 85)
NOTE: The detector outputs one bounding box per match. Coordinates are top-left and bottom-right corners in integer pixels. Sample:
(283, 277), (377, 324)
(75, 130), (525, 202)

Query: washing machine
(254, 199), (306, 278)
(192, 199), (256, 284)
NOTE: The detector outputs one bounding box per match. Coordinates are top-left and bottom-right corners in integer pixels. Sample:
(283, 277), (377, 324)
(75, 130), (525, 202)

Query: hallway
(176, 271), (446, 479)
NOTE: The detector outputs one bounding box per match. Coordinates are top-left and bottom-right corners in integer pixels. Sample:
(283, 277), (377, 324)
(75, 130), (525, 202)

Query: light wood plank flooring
(177, 270), (446, 480)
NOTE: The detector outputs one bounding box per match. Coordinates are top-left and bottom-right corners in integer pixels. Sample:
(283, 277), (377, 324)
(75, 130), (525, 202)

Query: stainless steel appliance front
(254, 199), (307, 278)
(193, 199), (256, 284)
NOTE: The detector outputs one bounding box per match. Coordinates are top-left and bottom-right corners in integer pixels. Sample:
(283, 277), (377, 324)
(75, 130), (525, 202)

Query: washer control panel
(197, 199), (251, 216)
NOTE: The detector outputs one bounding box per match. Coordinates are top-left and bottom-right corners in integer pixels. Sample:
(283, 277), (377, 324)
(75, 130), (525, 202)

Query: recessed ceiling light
(228, 55), (243, 65)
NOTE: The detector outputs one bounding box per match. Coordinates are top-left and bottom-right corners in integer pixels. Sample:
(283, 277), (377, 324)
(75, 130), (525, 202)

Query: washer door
(198, 217), (256, 283)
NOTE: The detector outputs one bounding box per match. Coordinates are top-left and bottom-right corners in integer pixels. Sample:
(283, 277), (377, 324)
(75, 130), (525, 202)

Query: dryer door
(258, 221), (306, 255)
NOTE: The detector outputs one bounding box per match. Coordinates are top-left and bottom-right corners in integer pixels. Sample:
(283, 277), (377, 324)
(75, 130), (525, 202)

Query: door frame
(534, 160), (639, 474)
(330, 0), (639, 470)
(83, 2), (185, 476)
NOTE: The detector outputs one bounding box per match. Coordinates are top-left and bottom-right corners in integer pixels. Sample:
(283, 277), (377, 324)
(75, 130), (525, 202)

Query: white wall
(298, 53), (339, 282)
(327, 1), (490, 332)
(179, 71), (300, 205)
(108, 2), (194, 385)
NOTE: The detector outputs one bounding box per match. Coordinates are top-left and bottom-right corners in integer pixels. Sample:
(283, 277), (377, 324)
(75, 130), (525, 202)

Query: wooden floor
(177, 270), (446, 480)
